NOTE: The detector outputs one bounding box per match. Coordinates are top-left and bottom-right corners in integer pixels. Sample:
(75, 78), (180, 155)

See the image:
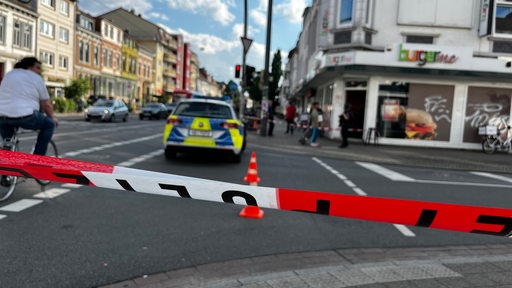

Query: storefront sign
(325, 52), (354, 66)
(398, 44), (458, 66)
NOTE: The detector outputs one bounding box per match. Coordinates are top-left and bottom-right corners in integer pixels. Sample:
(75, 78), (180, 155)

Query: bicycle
(0, 127), (58, 201)
(481, 124), (512, 154)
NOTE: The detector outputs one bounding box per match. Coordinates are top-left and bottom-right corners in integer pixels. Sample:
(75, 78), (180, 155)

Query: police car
(163, 98), (246, 162)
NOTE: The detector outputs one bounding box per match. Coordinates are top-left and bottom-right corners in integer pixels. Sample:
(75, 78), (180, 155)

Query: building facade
(35, 0), (76, 97)
(287, 0), (512, 150)
(0, 0), (38, 81)
(74, 9), (101, 97)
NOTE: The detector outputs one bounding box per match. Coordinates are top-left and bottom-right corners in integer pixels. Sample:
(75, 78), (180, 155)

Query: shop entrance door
(346, 90), (366, 139)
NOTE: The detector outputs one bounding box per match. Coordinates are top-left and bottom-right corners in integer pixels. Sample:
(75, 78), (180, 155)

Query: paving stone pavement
(61, 115), (511, 288)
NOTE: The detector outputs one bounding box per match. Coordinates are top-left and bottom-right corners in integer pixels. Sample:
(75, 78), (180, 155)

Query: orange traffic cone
(243, 152), (260, 185)
(240, 152), (264, 219)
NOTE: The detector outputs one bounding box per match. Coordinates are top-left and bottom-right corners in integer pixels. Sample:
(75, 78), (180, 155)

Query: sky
(78, 0), (312, 84)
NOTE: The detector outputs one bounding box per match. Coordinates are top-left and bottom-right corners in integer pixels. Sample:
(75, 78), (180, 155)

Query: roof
(97, 7), (161, 41)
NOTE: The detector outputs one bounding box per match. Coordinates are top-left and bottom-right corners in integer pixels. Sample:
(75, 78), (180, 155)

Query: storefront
(304, 43), (512, 150)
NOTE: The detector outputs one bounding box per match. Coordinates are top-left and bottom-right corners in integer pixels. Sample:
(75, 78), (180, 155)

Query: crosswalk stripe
(33, 188), (70, 199)
(0, 199), (43, 212)
(470, 172), (512, 183)
(356, 162), (416, 182)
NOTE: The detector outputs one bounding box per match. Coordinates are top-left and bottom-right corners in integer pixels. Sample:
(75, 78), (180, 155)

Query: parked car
(84, 99), (129, 122)
(165, 103), (177, 114)
(140, 103), (169, 120)
(163, 98), (246, 162)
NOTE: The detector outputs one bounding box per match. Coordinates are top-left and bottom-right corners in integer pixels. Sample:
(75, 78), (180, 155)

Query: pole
(240, 0), (248, 120)
(259, 0), (272, 136)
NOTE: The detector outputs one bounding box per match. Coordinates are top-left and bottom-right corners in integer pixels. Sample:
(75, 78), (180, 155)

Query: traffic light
(245, 65), (255, 87)
(235, 64), (241, 78)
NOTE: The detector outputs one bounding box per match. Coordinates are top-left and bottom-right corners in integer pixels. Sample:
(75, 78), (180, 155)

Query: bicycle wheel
(0, 145), (18, 201)
(482, 137), (497, 154)
(35, 140), (58, 186)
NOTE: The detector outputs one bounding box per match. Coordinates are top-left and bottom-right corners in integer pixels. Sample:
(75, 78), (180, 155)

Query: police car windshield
(175, 102), (233, 119)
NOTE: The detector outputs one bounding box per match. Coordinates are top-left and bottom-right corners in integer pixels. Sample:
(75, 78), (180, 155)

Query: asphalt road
(1, 114), (511, 288)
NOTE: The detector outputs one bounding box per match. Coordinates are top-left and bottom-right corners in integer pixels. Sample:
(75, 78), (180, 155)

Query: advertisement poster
(463, 87), (512, 143)
(382, 99), (400, 121)
(406, 83), (454, 141)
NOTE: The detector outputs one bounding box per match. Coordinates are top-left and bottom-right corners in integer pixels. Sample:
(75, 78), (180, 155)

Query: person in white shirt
(0, 57), (58, 155)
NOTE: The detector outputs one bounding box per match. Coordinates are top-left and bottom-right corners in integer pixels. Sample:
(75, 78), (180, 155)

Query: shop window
(377, 82), (454, 141)
(463, 87), (512, 143)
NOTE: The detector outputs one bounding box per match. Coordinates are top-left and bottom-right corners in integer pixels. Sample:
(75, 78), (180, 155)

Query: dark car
(165, 103), (177, 114)
(139, 103), (168, 120)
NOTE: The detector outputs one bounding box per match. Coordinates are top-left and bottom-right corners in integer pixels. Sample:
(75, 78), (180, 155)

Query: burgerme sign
(398, 44), (457, 66)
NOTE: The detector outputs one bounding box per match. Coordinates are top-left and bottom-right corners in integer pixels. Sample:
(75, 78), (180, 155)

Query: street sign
(241, 36), (253, 54)
(229, 82), (238, 91)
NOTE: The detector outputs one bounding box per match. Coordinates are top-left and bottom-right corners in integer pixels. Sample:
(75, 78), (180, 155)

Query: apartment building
(35, 0), (76, 97)
(75, 9), (101, 96)
(0, 0), (37, 81)
(137, 45), (154, 106)
(95, 17), (123, 99)
(98, 8), (185, 101)
(287, 0), (512, 150)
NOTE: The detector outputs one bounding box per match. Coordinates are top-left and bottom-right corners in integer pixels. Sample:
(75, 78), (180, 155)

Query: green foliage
(65, 78), (91, 101)
(247, 76), (262, 103)
(270, 49), (283, 106)
(52, 97), (76, 113)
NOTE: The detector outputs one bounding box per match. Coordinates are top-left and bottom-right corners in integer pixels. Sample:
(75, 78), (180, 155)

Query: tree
(269, 49), (283, 107)
(64, 78), (90, 101)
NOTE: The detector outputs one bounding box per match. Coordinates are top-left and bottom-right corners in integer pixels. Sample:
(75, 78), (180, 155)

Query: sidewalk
(97, 120), (512, 288)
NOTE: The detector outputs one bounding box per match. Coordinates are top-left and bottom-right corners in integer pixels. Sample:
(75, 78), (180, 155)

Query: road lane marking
(33, 188), (70, 199)
(61, 183), (83, 188)
(356, 162), (416, 182)
(117, 149), (163, 167)
(312, 157), (415, 237)
(0, 215), (5, 220)
(0, 199), (43, 212)
(470, 171), (512, 183)
(62, 134), (161, 157)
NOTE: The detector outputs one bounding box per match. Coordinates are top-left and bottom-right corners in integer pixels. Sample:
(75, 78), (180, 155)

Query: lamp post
(259, 0), (272, 136)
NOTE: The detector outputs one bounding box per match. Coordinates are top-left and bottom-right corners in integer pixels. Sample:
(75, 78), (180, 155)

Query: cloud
(149, 12), (169, 21)
(165, 0), (235, 26)
(232, 23), (259, 40)
(275, 0), (308, 23)
(250, 10), (267, 28)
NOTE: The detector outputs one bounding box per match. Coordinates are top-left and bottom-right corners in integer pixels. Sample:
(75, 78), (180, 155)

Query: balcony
(164, 53), (177, 63)
(163, 84), (175, 92)
(163, 69), (176, 77)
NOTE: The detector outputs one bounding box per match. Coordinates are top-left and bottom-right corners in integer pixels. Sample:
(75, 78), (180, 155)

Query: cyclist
(0, 57), (58, 156)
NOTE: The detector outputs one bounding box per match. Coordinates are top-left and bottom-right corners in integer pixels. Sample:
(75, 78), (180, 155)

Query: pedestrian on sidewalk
(338, 103), (353, 148)
(285, 100), (297, 135)
(309, 102), (323, 147)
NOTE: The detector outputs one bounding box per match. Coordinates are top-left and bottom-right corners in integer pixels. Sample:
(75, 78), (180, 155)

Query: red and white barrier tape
(1, 150), (511, 237)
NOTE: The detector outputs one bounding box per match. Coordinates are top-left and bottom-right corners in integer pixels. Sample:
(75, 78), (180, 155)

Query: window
(59, 28), (68, 43)
(334, 31), (352, 44)
(41, 0), (55, 8)
(94, 46), (99, 66)
(406, 35), (434, 44)
(116, 53), (120, 70)
(339, 0), (353, 26)
(40, 20), (54, 38)
(0, 15), (5, 44)
(60, 1), (69, 16)
(103, 48), (108, 66)
(85, 43), (90, 63)
(59, 55), (68, 69)
(108, 51), (113, 67)
(13, 21), (20, 46)
(493, 41), (512, 53)
(495, 2), (512, 34)
(40, 51), (54, 67)
(13, 21), (32, 49)
(78, 41), (83, 61)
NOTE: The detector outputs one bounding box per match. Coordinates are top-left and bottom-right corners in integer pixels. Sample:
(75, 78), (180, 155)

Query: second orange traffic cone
(240, 152), (264, 219)
(243, 152), (260, 185)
